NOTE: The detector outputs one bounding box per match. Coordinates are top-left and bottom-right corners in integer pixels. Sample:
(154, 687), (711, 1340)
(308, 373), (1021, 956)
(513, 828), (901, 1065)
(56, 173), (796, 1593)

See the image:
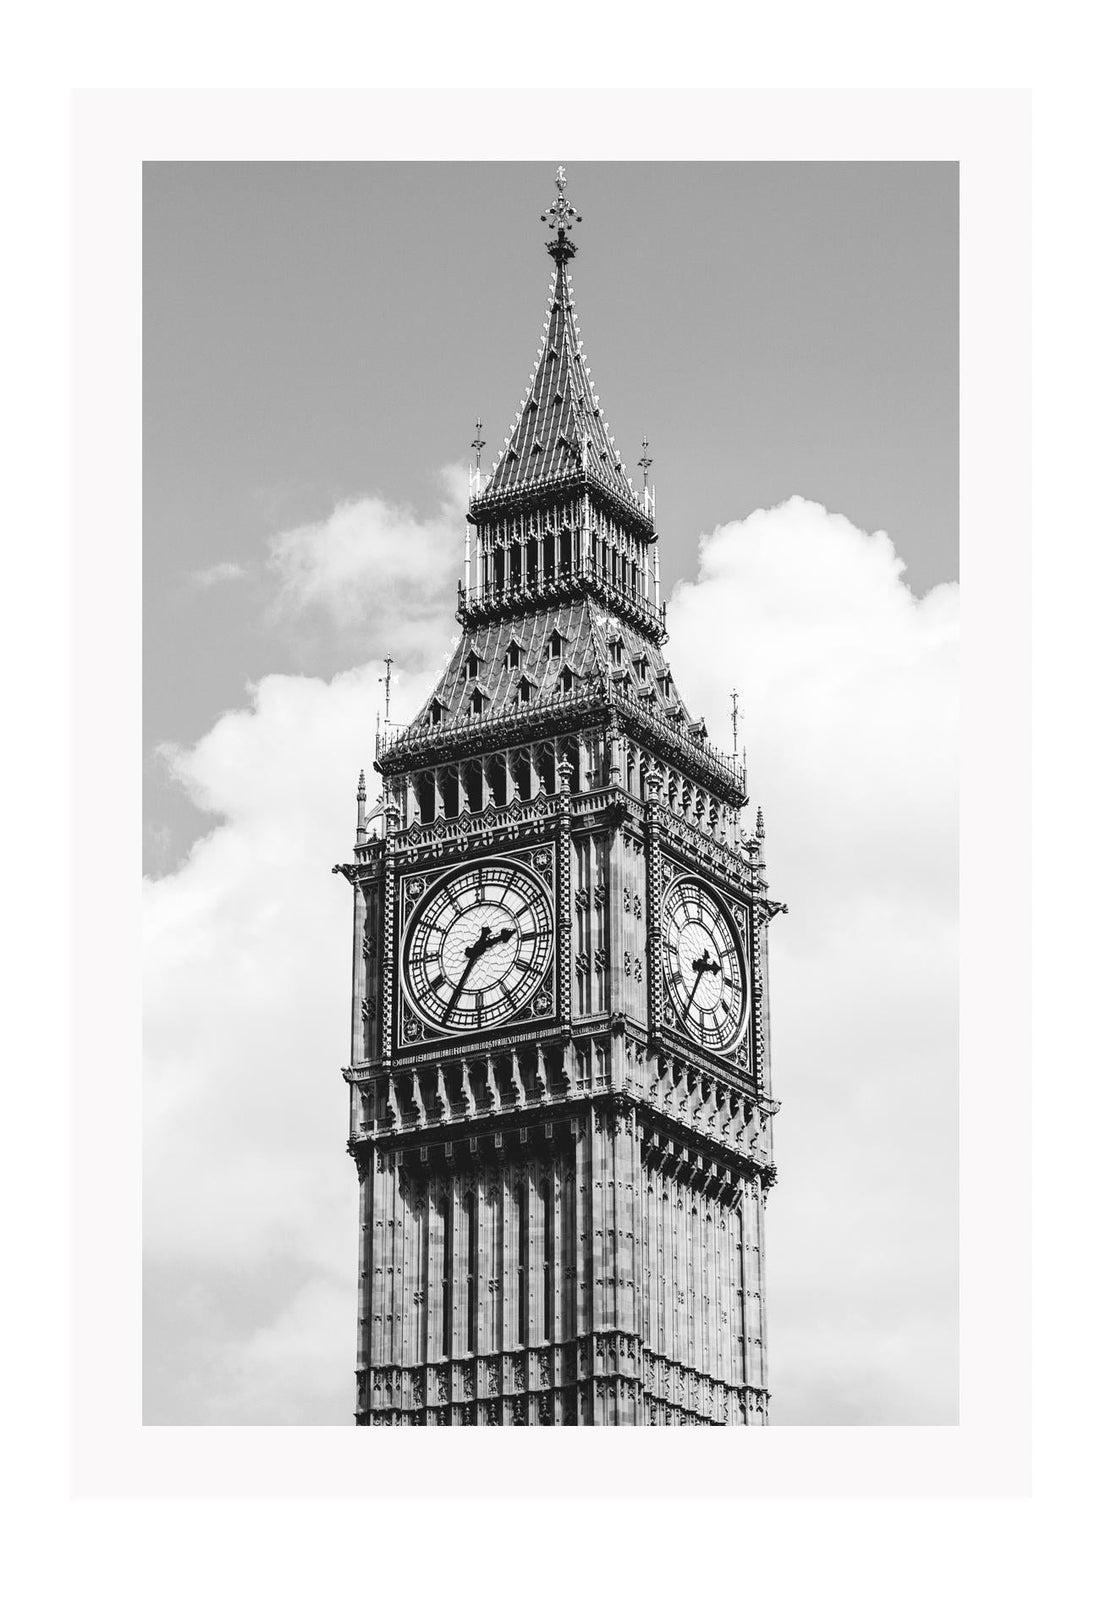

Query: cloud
(667, 497), (958, 1424)
(191, 560), (246, 587)
(265, 466), (468, 667)
(144, 661), (438, 1423)
(143, 493), (957, 1425)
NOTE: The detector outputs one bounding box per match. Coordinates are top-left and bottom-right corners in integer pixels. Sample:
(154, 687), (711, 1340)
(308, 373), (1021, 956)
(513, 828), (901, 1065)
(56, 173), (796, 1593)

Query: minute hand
(684, 949), (720, 1012)
(443, 927), (492, 1021)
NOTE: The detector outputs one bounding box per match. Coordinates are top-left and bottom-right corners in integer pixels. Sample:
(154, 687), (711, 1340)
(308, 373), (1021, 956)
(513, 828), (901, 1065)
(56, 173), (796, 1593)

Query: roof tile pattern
(408, 599), (685, 738)
(482, 258), (637, 505)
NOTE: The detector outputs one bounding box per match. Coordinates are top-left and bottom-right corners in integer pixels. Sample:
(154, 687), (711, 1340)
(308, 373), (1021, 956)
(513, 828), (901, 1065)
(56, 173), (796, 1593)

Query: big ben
(337, 167), (782, 1426)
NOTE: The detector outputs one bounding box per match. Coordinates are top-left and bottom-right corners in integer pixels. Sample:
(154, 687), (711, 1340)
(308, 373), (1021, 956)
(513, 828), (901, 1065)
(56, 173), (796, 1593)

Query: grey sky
(144, 161), (957, 873)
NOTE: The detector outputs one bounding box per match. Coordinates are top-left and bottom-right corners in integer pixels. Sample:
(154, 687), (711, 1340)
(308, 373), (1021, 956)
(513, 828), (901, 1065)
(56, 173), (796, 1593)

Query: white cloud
(266, 466), (468, 667)
(667, 497), (958, 1423)
(144, 492), (957, 1425)
(191, 560), (246, 587)
(144, 661), (437, 1423)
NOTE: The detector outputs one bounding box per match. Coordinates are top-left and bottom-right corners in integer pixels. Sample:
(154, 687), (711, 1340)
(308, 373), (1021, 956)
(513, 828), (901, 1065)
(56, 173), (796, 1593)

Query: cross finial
(638, 435), (653, 488)
(541, 165), (582, 262)
(472, 416), (485, 468)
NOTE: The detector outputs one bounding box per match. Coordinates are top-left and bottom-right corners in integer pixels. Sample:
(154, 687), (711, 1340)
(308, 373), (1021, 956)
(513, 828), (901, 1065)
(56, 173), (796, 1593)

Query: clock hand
(441, 926), (515, 1021)
(684, 948), (720, 1012)
(442, 926), (493, 1020)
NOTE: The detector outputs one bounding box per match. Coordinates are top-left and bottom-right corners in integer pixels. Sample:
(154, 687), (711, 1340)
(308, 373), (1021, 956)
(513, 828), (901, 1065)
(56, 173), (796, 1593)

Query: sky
(144, 160), (958, 875)
(143, 161), (958, 1425)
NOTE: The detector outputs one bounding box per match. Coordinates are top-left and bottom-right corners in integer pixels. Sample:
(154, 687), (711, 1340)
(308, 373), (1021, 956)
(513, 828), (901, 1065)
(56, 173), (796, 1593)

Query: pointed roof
(480, 169), (638, 506)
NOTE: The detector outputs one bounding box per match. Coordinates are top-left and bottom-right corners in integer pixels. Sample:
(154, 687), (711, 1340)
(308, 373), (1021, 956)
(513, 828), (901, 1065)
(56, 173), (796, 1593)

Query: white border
(73, 90), (1028, 1498)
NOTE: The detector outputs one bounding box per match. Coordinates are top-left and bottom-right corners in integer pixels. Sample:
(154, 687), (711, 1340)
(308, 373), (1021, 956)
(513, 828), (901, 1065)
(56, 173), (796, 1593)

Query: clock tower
(338, 169), (782, 1426)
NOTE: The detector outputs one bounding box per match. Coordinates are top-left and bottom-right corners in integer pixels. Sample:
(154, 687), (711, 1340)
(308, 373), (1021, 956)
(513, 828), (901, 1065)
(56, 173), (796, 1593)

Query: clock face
(662, 878), (746, 1051)
(404, 860), (555, 1035)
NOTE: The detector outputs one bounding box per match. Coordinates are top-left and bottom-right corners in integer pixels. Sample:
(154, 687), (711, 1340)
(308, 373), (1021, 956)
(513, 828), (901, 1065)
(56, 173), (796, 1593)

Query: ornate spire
(480, 167), (642, 512)
(541, 164), (582, 263)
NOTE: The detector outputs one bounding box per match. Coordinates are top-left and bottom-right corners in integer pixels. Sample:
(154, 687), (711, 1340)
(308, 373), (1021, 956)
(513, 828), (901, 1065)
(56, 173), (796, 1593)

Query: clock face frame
(662, 877), (748, 1052)
(402, 858), (555, 1037)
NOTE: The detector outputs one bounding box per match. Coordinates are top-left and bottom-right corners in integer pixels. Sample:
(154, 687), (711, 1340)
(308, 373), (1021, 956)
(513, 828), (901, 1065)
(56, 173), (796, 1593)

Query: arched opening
(487, 753), (507, 807)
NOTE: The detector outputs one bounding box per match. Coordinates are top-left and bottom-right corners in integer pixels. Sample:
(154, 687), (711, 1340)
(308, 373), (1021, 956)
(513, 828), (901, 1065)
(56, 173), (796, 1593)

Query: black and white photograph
(45, 82), (1058, 1597)
(141, 158), (960, 1429)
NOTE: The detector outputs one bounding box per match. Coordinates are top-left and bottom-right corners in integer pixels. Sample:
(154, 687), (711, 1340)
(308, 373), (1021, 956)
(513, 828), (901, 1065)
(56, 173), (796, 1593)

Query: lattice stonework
(339, 169), (781, 1427)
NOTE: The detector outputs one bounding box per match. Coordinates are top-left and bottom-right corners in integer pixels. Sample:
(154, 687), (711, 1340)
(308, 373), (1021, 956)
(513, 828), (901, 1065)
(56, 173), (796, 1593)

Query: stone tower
(338, 168), (782, 1426)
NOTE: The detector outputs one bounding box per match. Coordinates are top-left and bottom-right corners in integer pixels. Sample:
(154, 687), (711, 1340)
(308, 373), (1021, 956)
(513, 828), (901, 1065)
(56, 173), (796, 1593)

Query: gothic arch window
(547, 629), (565, 660)
(516, 676), (533, 706)
(487, 753), (507, 807)
(507, 639), (523, 670)
(515, 748), (533, 801)
(464, 759), (484, 811)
